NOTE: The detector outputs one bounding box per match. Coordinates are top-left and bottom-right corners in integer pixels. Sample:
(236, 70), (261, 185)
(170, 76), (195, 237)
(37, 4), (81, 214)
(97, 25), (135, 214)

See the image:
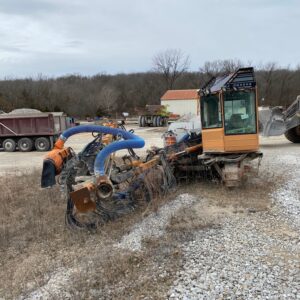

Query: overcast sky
(0, 0), (299, 78)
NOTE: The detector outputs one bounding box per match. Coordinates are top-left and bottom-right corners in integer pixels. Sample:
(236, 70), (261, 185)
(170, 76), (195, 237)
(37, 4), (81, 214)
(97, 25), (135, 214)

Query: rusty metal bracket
(70, 187), (96, 213)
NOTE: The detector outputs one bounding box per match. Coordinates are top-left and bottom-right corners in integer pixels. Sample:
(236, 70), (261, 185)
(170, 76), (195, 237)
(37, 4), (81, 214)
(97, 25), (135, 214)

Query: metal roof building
(160, 89), (200, 116)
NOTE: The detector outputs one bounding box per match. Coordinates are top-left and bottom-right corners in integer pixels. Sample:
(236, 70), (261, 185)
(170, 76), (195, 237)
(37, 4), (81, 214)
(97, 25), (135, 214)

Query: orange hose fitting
(54, 138), (65, 149)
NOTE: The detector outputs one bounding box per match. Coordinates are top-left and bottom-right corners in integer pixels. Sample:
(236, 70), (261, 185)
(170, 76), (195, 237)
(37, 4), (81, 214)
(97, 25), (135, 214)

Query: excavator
(41, 67), (263, 228)
(259, 96), (300, 143)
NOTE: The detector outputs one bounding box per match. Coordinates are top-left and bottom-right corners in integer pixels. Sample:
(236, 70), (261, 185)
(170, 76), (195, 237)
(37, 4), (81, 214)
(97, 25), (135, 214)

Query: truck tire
(138, 116), (143, 127)
(284, 125), (300, 143)
(152, 116), (157, 127)
(3, 139), (16, 152)
(163, 117), (168, 126)
(157, 116), (162, 127)
(18, 137), (33, 152)
(140, 116), (146, 127)
(35, 137), (50, 151)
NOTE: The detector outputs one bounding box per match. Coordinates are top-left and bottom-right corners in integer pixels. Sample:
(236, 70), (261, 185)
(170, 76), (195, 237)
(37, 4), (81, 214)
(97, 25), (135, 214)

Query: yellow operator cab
(199, 67), (259, 153)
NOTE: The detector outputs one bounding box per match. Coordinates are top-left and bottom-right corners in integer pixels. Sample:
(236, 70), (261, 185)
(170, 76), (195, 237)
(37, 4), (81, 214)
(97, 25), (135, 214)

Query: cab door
(223, 89), (259, 152)
(201, 93), (225, 153)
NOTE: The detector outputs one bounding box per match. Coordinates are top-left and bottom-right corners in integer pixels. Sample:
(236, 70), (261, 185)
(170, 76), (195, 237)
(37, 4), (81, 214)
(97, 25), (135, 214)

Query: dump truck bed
(0, 113), (68, 137)
(285, 96), (300, 131)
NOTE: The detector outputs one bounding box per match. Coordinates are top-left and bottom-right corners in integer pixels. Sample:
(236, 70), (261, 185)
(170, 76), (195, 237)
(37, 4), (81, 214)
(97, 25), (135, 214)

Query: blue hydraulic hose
(59, 125), (145, 175)
(178, 133), (190, 143)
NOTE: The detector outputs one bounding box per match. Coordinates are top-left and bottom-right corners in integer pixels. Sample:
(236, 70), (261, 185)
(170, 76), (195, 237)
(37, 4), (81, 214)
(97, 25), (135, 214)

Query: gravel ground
(271, 155), (300, 230)
(168, 141), (300, 299)
(168, 213), (299, 299)
(117, 193), (197, 251)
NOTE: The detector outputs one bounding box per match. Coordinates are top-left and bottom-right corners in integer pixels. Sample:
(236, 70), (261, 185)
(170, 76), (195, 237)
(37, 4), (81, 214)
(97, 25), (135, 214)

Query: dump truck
(259, 96), (300, 143)
(0, 110), (73, 152)
(138, 104), (169, 127)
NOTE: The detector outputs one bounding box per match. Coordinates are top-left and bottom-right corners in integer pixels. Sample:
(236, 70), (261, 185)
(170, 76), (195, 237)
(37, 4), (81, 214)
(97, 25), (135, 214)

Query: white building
(161, 89), (199, 116)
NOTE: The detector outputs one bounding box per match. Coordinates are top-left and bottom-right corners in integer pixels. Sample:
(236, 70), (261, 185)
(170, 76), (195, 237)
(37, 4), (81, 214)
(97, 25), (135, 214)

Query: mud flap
(41, 159), (56, 188)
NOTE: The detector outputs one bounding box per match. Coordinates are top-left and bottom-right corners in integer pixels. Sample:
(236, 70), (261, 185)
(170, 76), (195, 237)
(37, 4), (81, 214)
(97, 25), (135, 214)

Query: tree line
(0, 55), (299, 117)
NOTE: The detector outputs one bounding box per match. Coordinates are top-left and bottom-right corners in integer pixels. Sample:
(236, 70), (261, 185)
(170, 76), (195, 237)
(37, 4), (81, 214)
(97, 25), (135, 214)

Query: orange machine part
(70, 187), (97, 213)
(102, 134), (113, 145)
(102, 122), (117, 145)
(54, 138), (65, 150)
(202, 128), (259, 153)
(44, 145), (71, 174)
(224, 134), (259, 152)
(164, 133), (177, 146)
(202, 128), (225, 153)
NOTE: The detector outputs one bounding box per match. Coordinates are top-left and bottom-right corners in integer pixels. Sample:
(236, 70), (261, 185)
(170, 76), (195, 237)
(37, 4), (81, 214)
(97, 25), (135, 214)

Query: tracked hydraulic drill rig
(41, 68), (262, 229)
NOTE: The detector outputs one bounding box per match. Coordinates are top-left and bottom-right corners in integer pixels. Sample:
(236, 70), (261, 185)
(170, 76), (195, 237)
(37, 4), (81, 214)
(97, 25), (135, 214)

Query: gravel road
(0, 125), (164, 174)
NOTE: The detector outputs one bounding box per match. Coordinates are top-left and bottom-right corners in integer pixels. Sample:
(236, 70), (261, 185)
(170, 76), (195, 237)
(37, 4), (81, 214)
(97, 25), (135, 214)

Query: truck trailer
(0, 112), (73, 152)
(138, 104), (169, 127)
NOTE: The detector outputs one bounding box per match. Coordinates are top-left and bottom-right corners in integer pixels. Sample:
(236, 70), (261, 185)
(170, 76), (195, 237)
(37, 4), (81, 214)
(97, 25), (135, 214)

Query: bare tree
(199, 59), (244, 80)
(1, 62), (300, 116)
(277, 67), (294, 107)
(259, 62), (277, 105)
(152, 49), (190, 89)
(100, 85), (119, 115)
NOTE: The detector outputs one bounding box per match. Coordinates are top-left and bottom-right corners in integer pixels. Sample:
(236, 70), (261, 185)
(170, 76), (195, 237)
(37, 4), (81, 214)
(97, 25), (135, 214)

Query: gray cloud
(0, 0), (299, 78)
(0, 0), (59, 15)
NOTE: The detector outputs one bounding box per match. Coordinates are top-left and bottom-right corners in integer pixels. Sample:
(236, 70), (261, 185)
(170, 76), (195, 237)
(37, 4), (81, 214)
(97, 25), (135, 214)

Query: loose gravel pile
(168, 212), (300, 299)
(117, 193), (197, 251)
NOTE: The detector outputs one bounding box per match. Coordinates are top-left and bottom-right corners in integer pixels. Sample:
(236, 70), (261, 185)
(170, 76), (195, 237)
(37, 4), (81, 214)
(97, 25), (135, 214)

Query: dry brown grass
(0, 171), (64, 248)
(67, 234), (184, 299)
(167, 205), (219, 235)
(0, 171), (77, 298)
(0, 171), (183, 299)
(178, 167), (283, 213)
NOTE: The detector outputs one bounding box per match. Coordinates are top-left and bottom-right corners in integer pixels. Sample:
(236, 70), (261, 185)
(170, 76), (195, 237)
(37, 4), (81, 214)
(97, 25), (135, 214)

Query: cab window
(224, 91), (256, 135)
(201, 94), (222, 129)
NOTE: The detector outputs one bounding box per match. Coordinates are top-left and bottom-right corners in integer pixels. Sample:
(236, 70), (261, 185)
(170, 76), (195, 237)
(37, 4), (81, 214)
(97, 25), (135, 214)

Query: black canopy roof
(200, 67), (256, 94)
